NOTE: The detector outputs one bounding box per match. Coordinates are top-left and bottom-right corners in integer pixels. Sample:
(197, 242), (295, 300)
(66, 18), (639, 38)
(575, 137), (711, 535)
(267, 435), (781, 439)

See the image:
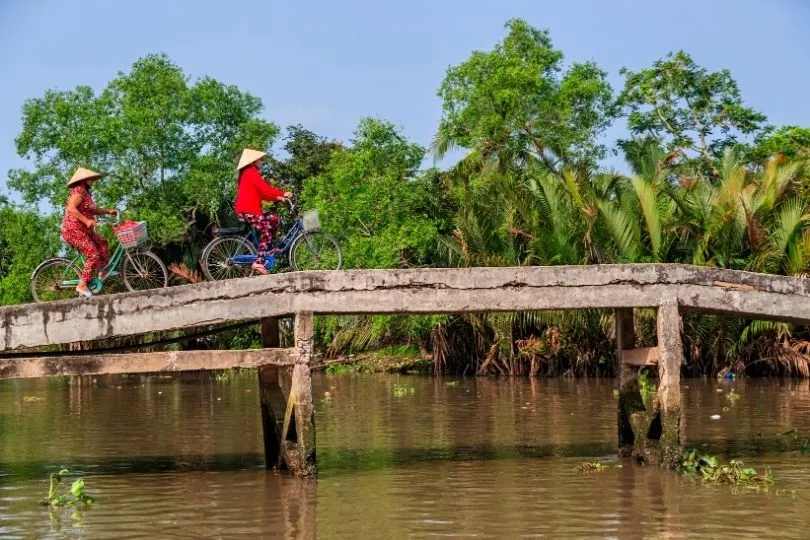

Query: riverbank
(318, 345), (433, 375)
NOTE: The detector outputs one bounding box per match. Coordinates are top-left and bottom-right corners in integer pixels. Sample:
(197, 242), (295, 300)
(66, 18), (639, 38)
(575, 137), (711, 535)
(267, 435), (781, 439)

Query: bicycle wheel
(30, 258), (82, 303)
(122, 250), (168, 291)
(201, 236), (257, 281)
(291, 232), (343, 271)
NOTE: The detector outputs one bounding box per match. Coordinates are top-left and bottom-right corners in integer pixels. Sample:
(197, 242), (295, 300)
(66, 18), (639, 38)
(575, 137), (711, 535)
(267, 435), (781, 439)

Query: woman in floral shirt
(61, 167), (118, 297)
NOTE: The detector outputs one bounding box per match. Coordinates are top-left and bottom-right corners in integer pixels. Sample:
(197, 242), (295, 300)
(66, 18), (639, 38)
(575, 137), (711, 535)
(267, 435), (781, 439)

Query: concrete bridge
(2, 263), (809, 476)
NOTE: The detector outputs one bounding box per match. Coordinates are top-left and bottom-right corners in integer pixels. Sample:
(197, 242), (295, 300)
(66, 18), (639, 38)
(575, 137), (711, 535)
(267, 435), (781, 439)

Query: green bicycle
(30, 217), (168, 303)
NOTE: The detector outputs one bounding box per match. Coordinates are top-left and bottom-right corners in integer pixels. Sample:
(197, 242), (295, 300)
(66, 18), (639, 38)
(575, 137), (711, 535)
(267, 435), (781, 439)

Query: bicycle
(200, 200), (342, 281)
(30, 216), (169, 303)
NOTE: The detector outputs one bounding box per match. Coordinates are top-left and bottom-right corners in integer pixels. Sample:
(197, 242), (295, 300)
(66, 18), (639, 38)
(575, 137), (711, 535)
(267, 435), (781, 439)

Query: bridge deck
(2, 263), (810, 352)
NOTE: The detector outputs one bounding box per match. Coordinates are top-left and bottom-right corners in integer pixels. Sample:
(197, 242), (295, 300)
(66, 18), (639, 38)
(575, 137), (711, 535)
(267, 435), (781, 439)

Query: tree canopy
(4, 25), (810, 376)
(10, 53), (278, 242)
(618, 50), (766, 169)
(434, 18), (616, 175)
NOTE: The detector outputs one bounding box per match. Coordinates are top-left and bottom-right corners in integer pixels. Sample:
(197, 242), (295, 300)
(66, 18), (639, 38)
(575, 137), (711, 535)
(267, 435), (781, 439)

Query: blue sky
(1, 0), (809, 201)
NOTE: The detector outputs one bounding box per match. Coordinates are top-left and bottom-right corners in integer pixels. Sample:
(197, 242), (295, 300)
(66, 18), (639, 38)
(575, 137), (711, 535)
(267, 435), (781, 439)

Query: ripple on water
(0, 374), (808, 538)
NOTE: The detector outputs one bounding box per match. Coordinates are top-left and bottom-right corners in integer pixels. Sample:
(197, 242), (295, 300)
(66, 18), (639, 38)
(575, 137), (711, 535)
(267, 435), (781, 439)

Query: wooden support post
(655, 298), (683, 468)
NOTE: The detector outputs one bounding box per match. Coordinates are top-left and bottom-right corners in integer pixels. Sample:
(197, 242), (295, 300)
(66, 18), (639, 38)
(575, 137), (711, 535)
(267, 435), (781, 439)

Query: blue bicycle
(200, 201), (342, 281)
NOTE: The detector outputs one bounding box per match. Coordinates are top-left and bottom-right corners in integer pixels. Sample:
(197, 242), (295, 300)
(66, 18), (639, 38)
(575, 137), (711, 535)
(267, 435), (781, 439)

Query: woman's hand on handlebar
(276, 192), (293, 201)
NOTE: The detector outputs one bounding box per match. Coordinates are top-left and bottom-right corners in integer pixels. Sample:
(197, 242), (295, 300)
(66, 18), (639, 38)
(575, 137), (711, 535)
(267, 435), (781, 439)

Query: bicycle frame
(58, 219), (131, 292)
(59, 243), (127, 290)
(231, 216), (306, 268)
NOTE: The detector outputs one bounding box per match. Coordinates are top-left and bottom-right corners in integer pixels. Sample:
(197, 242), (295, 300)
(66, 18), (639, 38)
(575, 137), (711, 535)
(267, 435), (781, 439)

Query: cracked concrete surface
(2, 264), (810, 351)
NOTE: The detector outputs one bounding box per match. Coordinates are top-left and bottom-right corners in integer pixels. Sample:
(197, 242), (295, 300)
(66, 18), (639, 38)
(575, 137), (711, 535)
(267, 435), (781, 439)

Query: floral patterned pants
(237, 212), (280, 264)
(62, 225), (110, 284)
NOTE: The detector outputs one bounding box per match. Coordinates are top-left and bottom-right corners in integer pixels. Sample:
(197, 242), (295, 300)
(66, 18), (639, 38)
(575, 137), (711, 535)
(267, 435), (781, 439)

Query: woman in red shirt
(234, 149), (292, 274)
(61, 167), (118, 297)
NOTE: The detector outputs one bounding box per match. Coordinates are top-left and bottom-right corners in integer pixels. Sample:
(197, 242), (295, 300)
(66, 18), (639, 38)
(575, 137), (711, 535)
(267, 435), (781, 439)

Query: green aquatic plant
(42, 469), (96, 508)
(680, 449), (773, 489)
(576, 461), (608, 473)
(392, 383), (415, 397)
(726, 389), (741, 403)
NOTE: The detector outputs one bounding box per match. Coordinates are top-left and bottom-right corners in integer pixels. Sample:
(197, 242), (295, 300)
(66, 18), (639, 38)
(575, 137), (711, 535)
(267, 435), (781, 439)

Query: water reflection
(1, 374), (809, 537)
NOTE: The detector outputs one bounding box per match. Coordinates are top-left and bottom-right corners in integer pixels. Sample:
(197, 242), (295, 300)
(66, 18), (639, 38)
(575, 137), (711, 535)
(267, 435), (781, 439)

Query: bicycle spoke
(202, 237), (256, 281)
(124, 252), (167, 291)
(293, 233), (342, 271)
(31, 260), (81, 303)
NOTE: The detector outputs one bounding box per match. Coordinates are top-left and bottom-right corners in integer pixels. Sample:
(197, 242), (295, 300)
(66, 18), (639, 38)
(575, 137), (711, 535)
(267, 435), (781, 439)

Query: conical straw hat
(237, 148), (268, 170)
(67, 167), (102, 187)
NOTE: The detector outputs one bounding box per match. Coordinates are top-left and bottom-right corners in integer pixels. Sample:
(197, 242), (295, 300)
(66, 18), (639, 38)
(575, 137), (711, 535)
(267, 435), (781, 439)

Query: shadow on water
(0, 438), (803, 482)
(2, 375), (810, 537)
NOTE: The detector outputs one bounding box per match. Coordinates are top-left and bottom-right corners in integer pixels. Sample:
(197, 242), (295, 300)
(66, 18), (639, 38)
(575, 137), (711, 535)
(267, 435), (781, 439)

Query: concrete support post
(259, 317), (286, 469)
(615, 309), (642, 457)
(290, 312), (316, 477)
(258, 313), (317, 477)
(617, 300), (683, 468)
(654, 298), (683, 468)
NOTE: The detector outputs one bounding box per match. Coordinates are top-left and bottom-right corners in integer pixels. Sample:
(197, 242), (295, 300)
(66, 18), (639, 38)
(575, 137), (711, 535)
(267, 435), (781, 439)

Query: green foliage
(325, 362), (358, 375)
(42, 469), (96, 507)
(749, 126), (810, 163)
(10, 53), (278, 242)
(680, 449), (773, 489)
(5, 25), (810, 378)
(0, 202), (62, 305)
(638, 368), (658, 407)
(302, 118), (444, 269)
(435, 18), (615, 174)
(618, 50), (766, 168)
(268, 124), (341, 195)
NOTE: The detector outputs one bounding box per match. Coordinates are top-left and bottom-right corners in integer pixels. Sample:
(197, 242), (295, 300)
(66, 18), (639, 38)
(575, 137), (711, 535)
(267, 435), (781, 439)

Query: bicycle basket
(302, 210), (321, 233)
(115, 221), (148, 249)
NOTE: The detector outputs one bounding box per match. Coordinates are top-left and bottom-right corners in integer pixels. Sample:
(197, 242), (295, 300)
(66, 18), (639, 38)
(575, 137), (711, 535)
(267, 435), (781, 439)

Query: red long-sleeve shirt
(234, 164), (285, 215)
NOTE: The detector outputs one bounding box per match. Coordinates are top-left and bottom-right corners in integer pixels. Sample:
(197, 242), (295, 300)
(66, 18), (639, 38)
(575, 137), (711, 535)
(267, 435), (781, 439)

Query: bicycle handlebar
(95, 210), (122, 227)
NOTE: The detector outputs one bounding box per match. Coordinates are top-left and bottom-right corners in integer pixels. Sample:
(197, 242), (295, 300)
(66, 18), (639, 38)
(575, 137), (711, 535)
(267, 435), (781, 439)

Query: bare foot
(251, 261), (269, 275)
(76, 284), (93, 298)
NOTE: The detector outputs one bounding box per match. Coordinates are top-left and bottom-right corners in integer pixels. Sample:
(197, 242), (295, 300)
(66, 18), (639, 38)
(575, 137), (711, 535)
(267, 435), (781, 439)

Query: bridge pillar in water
(616, 298), (683, 468)
(258, 313), (317, 477)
